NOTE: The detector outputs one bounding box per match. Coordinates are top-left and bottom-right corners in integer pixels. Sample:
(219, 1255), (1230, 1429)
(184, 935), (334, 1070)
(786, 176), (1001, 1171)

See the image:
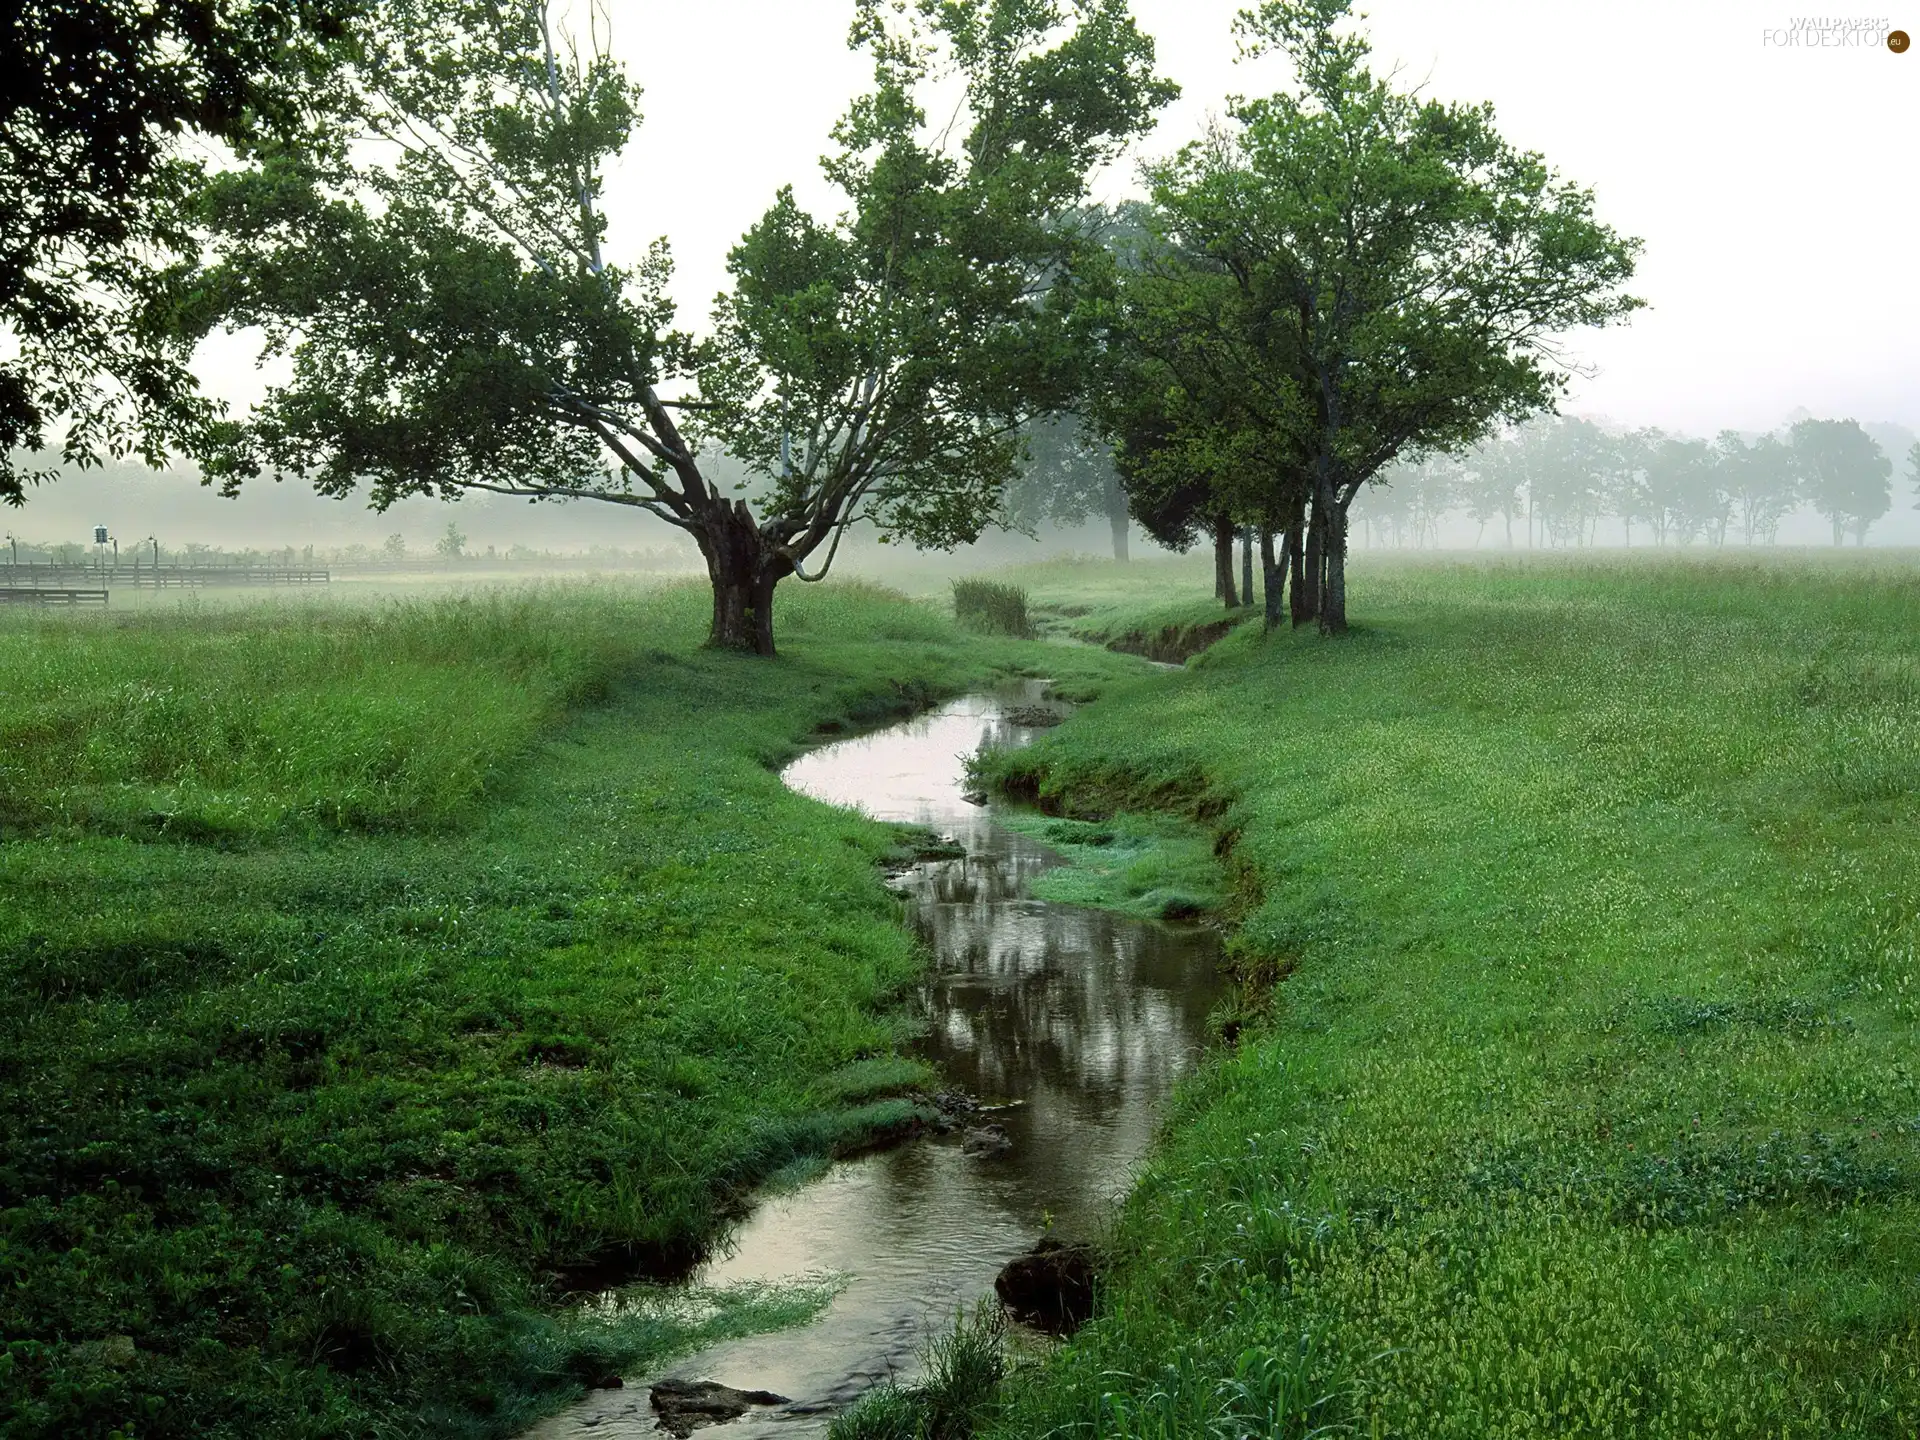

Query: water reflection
(524, 686), (1222, 1438)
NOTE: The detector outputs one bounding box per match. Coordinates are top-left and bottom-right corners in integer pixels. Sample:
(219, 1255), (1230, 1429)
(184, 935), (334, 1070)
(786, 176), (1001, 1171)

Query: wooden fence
(0, 587), (109, 606)
(0, 564), (329, 589)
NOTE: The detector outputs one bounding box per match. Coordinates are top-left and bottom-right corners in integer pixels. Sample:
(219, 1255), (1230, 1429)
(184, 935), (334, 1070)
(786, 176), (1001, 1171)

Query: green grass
(965, 553), (1253, 658)
(828, 1305), (1010, 1440)
(0, 579), (1136, 1439)
(0, 585), (647, 838)
(974, 552), (1920, 1438)
(950, 579), (1036, 639)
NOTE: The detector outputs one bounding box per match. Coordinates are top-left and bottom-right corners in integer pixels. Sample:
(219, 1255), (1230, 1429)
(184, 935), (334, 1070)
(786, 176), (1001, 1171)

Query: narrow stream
(526, 682), (1223, 1437)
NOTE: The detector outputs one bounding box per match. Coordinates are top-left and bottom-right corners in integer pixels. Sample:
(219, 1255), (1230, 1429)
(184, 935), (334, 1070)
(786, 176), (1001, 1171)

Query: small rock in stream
(995, 1237), (1100, 1334)
(927, 1089), (978, 1133)
(961, 1123), (1012, 1158)
(648, 1378), (790, 1437)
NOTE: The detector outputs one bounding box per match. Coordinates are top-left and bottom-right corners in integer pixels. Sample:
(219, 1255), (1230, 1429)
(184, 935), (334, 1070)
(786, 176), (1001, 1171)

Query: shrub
(951, 580), (1034, 638)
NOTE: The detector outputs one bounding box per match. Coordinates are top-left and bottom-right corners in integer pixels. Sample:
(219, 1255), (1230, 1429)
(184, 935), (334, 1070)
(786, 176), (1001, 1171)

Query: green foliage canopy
(0, 0), (352, 505)
(1142, 0), (1643, 627)
(189, 0), (1174, 652)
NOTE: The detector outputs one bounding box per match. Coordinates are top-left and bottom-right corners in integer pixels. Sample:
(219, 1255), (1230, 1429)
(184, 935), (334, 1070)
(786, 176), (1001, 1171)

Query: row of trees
(9, 0), (1648, 648)
(1032, 3), (1640, 633)
(1361, 415), (1919, 550)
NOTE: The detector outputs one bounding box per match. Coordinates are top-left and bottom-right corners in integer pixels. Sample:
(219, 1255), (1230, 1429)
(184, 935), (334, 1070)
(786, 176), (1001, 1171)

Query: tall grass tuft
(951, 579), (1034, 639)
(830, 1305), (1009, 1439)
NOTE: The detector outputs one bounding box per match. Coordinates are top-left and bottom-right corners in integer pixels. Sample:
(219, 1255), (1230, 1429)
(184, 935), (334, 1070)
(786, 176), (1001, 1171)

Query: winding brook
(528, 683), (1223, 1437)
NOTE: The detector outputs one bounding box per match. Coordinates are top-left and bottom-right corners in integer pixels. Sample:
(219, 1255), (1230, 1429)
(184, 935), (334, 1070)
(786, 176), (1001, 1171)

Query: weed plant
(828, 1305), (1010, 1440)
(950, 580), (1035, 638)
(0, 579), (1134, 1438)
(978, 553), (1920, 1437)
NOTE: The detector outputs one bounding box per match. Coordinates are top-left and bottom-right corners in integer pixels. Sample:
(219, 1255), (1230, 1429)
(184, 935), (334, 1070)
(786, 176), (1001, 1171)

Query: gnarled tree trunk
(696, 500), (791, 657)
(1105, 474), (1130, 563)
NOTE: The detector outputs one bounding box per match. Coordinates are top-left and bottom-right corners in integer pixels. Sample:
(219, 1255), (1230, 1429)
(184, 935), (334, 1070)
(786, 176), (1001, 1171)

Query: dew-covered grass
(978, 551), (1920, 1438)
(0, 578), (1137, 1439)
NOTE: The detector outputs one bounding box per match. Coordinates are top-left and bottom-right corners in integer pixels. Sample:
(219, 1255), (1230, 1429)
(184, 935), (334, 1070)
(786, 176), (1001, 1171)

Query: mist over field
(15, 407), (1918, 563)
(8, 3), (1914, 564)
(6, 1), (1920, 1438)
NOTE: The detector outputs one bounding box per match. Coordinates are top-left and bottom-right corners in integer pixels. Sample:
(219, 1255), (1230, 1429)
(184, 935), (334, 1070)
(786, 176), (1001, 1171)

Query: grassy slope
(1007, 553), (1252, 653)
(0, 580), (1132, 1439)
(981, 554), (1920, 1438)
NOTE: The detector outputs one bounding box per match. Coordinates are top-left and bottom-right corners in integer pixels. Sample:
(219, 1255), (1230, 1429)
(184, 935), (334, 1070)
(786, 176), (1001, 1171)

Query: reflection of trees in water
(905, 841), (1217, 1108)
(788, 691), (1223, 1237)
(782, 702), (1042, 823)
(639, 697), (1226, 1428)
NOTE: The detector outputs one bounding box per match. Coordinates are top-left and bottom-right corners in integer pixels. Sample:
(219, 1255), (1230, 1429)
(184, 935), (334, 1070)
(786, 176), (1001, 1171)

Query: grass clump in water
(830, 1305), (1009, 1440)
(951, 579), (1035, 638)
(998, 812), (1226, 921)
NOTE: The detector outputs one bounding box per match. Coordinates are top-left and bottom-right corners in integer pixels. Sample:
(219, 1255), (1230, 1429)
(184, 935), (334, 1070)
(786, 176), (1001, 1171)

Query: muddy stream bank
(524, 681), (1224, 1437)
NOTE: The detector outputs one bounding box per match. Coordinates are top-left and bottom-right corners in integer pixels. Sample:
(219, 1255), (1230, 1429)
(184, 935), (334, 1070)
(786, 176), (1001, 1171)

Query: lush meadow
(0, 580), (1131, 1438)
(971, 551), (1920, 1438)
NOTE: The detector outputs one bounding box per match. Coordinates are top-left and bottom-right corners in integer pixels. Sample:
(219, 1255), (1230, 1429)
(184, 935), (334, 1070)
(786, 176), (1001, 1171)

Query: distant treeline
(1353, 414), (1919, 549)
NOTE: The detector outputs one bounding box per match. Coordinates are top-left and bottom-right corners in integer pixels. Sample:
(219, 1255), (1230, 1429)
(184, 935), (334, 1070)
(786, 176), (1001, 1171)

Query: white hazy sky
(200, 0), (1920, 437)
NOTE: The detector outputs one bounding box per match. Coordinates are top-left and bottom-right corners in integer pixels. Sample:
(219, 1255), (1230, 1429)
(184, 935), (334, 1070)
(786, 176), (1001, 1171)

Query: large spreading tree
(187, 0), (1172, 653)
(1144, 0), (1641, 632)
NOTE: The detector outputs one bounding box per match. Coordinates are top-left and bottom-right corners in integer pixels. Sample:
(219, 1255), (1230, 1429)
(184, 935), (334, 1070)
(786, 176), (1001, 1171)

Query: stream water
(525, 682), (1223, 1437)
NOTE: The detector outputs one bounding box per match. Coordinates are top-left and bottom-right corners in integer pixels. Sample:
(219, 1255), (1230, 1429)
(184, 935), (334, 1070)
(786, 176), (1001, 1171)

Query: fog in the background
(16, 1), (1917, 555)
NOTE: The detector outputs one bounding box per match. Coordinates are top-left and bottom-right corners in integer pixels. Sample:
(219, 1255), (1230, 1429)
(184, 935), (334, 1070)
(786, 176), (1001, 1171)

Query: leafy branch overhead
(0, 0), (355, 505)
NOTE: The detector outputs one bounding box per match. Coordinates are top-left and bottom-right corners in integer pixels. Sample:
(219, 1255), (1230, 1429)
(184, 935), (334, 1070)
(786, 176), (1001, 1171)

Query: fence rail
(0, 565), (329, 589)
(0, 587), (109, 606)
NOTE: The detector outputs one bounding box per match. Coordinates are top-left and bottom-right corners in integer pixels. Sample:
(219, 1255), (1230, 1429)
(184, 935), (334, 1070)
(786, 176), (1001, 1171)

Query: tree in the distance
(1359, 451), (1459, 548)
(191, 0), (1173, 654)
(1791, 418), (1892, 545)
(1713, 431), (1799, 545)
(1528, 418), (1615, 547)
(1006, 415), (1131, 561)
(1459, 436), (1525, 548)
(1640, 433), (1722, 545)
